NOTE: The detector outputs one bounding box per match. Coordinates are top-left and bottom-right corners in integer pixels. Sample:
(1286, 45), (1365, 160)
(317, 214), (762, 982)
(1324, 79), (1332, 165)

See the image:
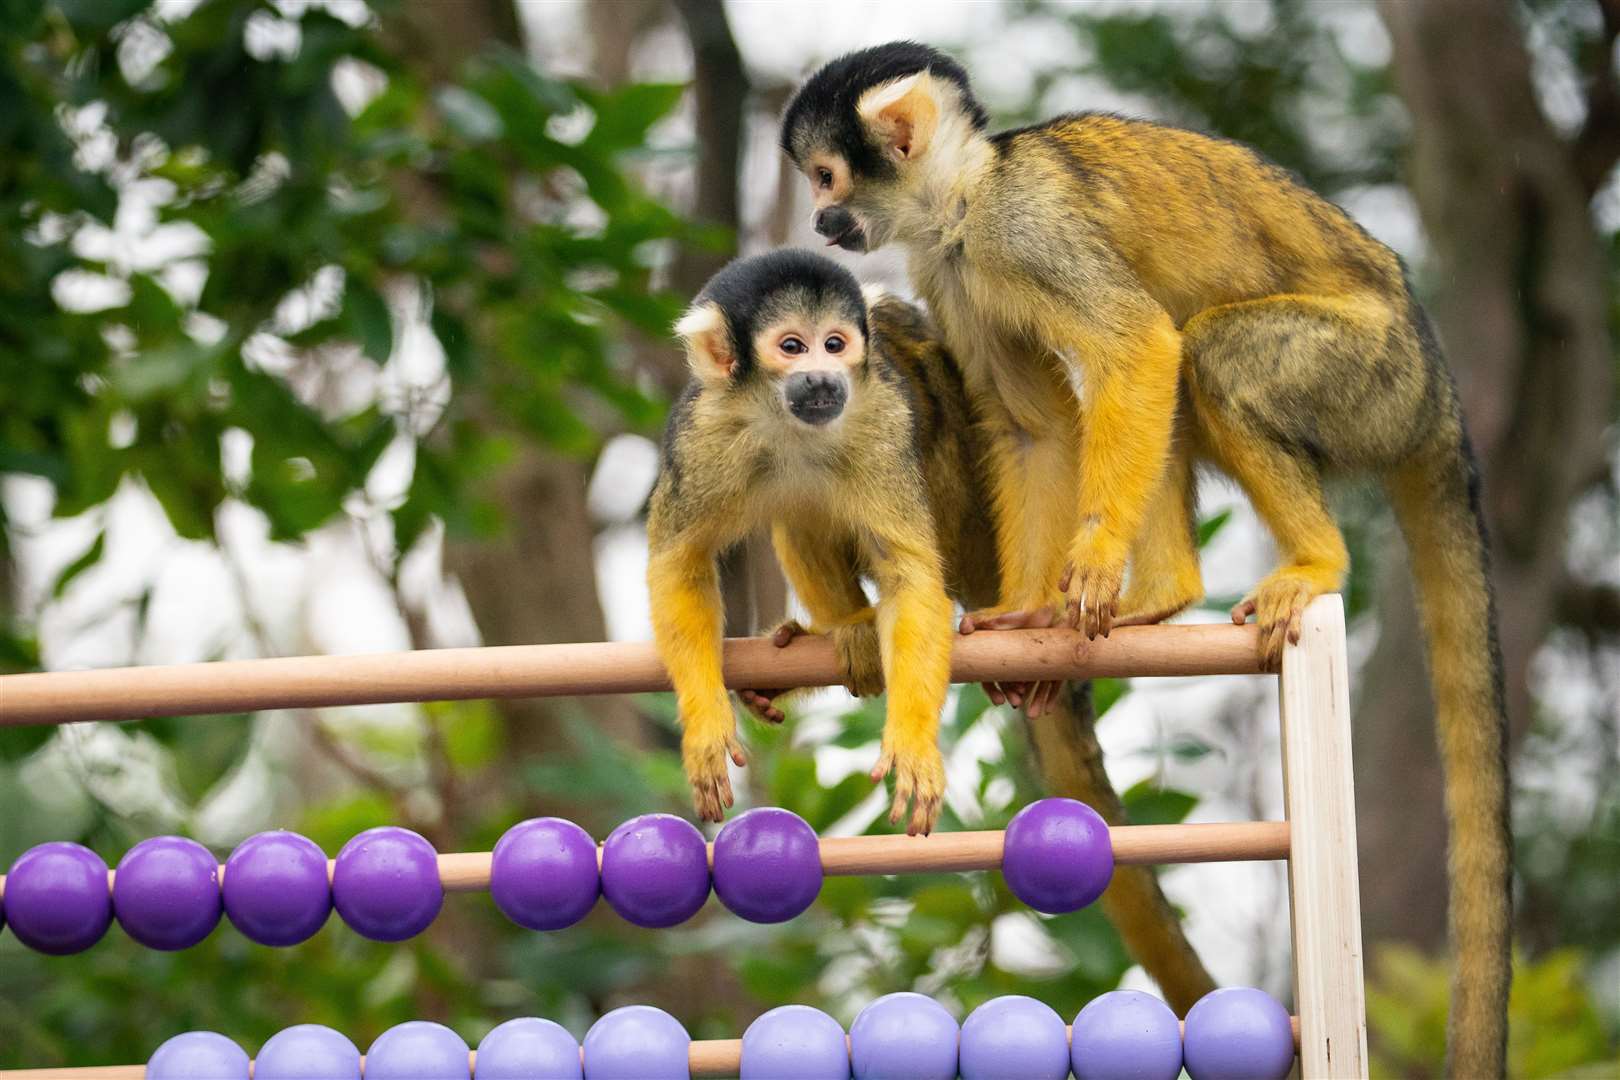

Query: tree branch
(1572, 0), (1620, 196)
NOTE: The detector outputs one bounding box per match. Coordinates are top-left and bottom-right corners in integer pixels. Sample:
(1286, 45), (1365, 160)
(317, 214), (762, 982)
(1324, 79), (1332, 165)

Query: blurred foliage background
(0, 1), (1615, 1076)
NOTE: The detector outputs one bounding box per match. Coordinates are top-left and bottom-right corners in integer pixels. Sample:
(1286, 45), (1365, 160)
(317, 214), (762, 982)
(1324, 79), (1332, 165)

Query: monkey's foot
(871, 739), (946, 836)
(1060, 550), (1127, 639)
(737, 689), (786, 725)
(683, 729), (747, 822)
(831, 619), (884, 697)
(1231, 570), (1330, 669)
(958, 601), (1060, 712)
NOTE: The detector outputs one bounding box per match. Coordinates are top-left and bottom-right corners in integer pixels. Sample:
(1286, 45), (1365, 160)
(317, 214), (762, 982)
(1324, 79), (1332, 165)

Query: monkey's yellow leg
(1064, 312), (1184, 638)
(1119, 420), (1203, 626)
(770, 524), (884, 698)
(978, 414), (1075, 618)
(1190, 390), (1347, 669)
(647, 542), (744, 821)
(868, 540), (954, 835)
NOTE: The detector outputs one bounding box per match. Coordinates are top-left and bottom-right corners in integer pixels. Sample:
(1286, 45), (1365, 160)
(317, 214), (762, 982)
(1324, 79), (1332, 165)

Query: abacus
(0, 595), (1369, 1079)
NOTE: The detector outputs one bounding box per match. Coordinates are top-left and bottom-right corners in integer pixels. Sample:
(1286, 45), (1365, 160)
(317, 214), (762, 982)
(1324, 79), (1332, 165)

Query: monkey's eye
(825, 334), (846, 354)
(817, 167), (833, 189)
(780, 335), (807, 355)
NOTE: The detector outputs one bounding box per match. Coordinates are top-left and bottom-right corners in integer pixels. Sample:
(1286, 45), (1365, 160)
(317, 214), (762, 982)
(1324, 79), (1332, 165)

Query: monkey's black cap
(781, 42), (987, 177)
(695, 250), (868, 380)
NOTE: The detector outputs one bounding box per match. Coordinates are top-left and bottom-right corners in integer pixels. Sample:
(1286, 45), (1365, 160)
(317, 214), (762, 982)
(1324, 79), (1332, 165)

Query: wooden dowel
(0, 1018), (1304, 1077)
(0, 822), (1289, 901)
(0, 623), (1263, 728)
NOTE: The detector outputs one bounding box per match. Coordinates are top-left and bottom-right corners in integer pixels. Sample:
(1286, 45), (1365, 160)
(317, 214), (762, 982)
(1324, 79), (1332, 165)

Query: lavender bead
(254, 1024), (361, 1080)
(366, 1021), (470, 1080)
(476, 1017), (582, 1080)
(1183, 987), (1295, 1080)
(332, 827), (443, 942)
(600, 814), (709, 929)
(4, 841), (112, 954)
(849, 992), (958, 1080)
(146, 1032), (249, 1080)
(1071, 990), (1183, 1080)
(713, 808), (822, 923)
(223, 831), (332, 946)
(582, 1005), (690, 1080)
(959, 996), (1069, 1080)
(113, 836), (221, 951)
(490, 818), (600, 931)
(1001, 797), (1114, 913)
(740, 1004), (849, 1080)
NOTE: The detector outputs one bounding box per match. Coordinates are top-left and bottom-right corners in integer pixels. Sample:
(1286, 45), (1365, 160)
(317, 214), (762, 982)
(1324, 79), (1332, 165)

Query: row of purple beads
(0, 798), (1113, 954)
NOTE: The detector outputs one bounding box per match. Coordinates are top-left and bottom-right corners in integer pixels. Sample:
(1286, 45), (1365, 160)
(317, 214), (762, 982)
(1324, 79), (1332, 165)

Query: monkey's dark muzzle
(785, 371), (848, 425)
(814, 206), (867, 252)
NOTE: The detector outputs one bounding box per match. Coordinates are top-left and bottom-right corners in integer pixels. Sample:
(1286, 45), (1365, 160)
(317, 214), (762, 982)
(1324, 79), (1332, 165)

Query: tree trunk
(1363, 0), (1615, 949)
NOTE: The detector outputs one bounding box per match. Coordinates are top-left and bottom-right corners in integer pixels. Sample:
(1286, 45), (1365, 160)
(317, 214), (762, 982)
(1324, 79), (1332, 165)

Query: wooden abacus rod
(0, 622), (1264, 727)
(0, 1018), (1304, 1078)
(0, 822), (1290, 899)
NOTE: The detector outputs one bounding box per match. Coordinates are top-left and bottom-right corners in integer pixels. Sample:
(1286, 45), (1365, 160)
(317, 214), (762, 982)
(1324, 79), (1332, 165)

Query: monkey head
(780, 42), (989, 254)
(674, 249), (882, 430)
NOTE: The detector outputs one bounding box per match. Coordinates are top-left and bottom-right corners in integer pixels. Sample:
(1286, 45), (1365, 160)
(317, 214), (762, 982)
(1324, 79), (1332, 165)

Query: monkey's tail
(1385, 432), (1511, 1079)
(1024, 682), (1216, 1014)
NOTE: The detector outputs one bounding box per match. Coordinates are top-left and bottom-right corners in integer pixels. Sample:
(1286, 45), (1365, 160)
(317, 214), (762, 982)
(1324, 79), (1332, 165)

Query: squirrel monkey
(647, 250), (1217, 1009)
(783, 42), (1510, 1075)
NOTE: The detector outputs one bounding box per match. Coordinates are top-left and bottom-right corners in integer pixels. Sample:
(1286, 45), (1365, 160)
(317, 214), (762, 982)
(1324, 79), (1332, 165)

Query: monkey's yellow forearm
(981, 417), (1077, 614)
(647, 544), (731, 750)
(1072, 316), (1183, 567)
(876, 568), (953, 747)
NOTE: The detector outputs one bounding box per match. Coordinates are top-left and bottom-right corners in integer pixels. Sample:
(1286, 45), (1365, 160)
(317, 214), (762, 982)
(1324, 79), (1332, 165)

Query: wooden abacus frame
(0, 594), (1368, 1079)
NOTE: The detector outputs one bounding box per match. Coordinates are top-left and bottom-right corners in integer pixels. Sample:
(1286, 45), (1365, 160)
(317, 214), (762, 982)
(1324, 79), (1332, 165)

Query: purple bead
(849, 992), (958, 1080)
(331, 826), (443, 942)
(4, 841), (112, 954)
(1001, 797), (1114, 913)
(1071, 990), (1183, 1080)
(223, 831), (332, 946)
(959, 996), (1069, 1080)
(490, 817), (600, 931)
(366, 1021), (470, 1080)
(600, 813), (710, 929)
(254, 1024), (361, 1080)
(582, 1005), (690, 1080)
(741, 1004), (849, 1080)
(1183, 987), (1295, 1080)
(146, 1031), (249, 1079)
(713, 808), (822, 923)
(476, 1017), (582, 1080)
(113, 836), (221, 951)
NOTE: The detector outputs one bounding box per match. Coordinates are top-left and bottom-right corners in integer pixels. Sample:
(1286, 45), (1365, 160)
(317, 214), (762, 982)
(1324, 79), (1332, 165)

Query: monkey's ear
(674, 301), (736, 384)
(858, 72), (941, 162)
(860, 282), (888, 311)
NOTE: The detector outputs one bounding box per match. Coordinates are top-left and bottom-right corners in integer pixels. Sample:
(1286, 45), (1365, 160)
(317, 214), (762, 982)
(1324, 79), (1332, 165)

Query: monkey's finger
(870, 749), (894, 784)
(911, 792), (941, 837)
(983, 681), (1006, 706)
(1058, 562), (1074, 592)
(1231, 597), (1257, 625)
(1287, 608), (1304, 645)
(890, 769), (916, 827)
(771, 620), (808, 648)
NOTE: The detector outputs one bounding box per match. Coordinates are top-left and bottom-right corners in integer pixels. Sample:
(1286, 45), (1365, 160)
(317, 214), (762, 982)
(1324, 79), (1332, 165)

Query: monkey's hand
(1060, 539), (1128, 639)
(871, 735), (946, 836)
(958, 599), (1066, 718)
(682, 723), (747, 823)
(1231, 569), (1324, 671)
(738, 616), (885, 723)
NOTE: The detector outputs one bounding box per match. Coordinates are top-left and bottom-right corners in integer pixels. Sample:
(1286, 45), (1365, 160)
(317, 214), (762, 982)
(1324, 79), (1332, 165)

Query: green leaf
(1122, 779), (1198, 825)
(51, 529), (105, 598)
(342, 279), (393, 363)
(1196, 508), (1233, 547)
(0, 725), (53, 763)
(435, 86), (503, 142)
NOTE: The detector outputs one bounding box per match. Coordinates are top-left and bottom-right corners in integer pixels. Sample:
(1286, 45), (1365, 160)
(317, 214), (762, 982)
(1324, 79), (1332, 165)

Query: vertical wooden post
(1278, 593), (1369, 1078)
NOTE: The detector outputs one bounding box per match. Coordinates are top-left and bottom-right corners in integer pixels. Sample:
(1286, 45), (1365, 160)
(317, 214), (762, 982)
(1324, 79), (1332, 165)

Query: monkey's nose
(814, 205), (855, 239)
(785, 371), (848, 425)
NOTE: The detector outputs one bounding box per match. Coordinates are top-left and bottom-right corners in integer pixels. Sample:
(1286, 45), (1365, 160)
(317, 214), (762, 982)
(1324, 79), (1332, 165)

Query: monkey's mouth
(825, 223), (867, 253)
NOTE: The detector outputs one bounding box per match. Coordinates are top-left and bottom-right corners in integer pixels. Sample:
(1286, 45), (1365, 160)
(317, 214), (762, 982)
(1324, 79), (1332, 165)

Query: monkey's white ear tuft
(860, 282), (888, 310)
(857, 71), (941, 162)
(674, 301), (735, 383)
